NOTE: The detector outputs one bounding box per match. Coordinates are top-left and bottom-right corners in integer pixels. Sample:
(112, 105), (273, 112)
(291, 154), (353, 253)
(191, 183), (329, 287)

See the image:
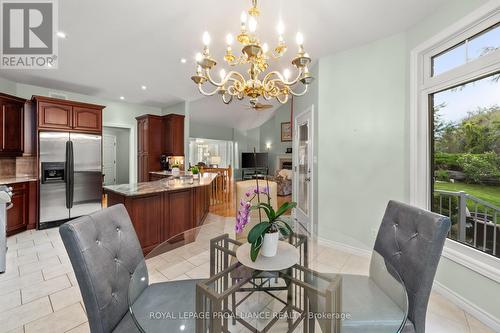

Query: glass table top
(128, 221), (408, 333)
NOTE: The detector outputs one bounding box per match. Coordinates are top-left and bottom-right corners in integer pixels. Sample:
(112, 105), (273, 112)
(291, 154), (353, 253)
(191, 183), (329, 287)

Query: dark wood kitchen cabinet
(0, 93), (26, 156)
(33, 96), (104, 134)
(136, 113), (185, 181)
(136, 115), (163, 182)
(163, 114), (185, 156)
(37, 101), (72, 130)
(73, 107), (102, 132)
(6, 181), (37, 236)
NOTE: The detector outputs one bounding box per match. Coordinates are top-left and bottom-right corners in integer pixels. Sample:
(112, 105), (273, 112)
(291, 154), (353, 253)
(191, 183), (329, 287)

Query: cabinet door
(38, 102), (72, 130)
(6, 183), (27, 236)
(1, 102), (24, 154)
(125, 194), (162, 254)
(138, 154), (149, 182)
(166, 190), (193, 238)
(73, 107), (102, 132)
(171, 117), (184, 156)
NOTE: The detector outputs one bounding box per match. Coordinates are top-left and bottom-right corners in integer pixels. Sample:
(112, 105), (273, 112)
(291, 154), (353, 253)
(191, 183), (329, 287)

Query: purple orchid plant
(235, 182), (296, 261)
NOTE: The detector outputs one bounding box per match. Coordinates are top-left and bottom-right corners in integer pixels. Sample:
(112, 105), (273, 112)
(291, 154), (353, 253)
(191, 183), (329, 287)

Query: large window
(188, 138), (234, 168)
(430, 72), (500, 257)
(432, 22), (500, 76)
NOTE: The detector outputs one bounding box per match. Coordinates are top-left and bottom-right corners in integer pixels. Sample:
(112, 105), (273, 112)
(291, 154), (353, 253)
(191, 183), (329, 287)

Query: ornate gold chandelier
(191, 0), (313, 108)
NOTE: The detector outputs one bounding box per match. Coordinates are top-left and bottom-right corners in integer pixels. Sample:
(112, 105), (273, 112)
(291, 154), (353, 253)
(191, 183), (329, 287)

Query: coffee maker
(160, 154), (169, 170)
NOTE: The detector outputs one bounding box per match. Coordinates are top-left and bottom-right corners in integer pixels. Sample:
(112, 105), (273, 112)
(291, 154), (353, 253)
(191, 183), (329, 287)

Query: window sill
(442, 239), (500, 283)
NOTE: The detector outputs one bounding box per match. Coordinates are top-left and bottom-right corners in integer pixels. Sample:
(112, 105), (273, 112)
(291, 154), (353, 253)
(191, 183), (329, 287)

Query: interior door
(70, 133), (102, 218)
(293, 107), (314, 234)
(102, 134), (116, 185)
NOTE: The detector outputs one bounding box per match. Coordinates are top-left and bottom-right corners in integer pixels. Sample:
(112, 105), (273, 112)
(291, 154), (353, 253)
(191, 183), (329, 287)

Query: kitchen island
(103, 173), (216, 254)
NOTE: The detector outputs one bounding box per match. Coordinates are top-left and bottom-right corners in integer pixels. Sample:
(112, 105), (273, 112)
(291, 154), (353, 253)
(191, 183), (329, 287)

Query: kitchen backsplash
(0, 157), (37, 178)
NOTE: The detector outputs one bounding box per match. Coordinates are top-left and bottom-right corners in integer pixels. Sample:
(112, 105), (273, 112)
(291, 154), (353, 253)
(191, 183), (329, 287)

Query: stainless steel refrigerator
(39, 132), (102, 228)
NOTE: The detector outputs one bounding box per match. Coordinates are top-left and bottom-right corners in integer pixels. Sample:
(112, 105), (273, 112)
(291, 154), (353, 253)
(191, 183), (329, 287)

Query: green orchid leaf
(247, 222), (271, 243)
(276, 219), (293, 235)
(250, 236), (263, 262)
(275, 202), (297, 219)
(259, 202), (276, 220)
(278, 225), (290, 237)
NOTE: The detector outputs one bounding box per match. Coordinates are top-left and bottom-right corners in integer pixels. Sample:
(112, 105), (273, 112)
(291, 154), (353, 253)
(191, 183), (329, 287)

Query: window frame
(410, 3), (500, 282)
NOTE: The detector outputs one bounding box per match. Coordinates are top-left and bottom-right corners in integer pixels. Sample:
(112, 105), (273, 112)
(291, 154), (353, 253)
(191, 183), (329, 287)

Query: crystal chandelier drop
(191, 0), (314, 108)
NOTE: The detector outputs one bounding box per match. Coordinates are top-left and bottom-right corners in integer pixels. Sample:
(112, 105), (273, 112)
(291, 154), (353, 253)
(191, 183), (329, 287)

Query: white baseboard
(318, 238), (500, 331)
(432, 281), (500, 332)
(317, 237), (372, 257)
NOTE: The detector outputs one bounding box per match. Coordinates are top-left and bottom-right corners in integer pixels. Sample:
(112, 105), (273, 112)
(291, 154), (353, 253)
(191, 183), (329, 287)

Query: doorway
(103, 127), (131, 185)
(293, 106), (315, 234)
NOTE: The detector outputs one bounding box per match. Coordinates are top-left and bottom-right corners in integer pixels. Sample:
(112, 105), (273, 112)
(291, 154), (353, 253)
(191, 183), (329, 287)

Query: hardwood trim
(32, 95), (105, 110)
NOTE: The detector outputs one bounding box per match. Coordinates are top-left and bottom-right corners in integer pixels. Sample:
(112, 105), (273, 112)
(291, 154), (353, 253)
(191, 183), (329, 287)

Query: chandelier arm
(289, 84), (309, 97)
(262, 68), (303, 87)
(205, 69), (246, 88)
(276, 94), (289, 104)
(198, 84), (220, 96)
(222, 93), (233, 104)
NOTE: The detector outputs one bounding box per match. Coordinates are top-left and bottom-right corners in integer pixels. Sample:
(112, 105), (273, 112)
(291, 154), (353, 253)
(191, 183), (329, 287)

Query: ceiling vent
(48, 92), (68, 100)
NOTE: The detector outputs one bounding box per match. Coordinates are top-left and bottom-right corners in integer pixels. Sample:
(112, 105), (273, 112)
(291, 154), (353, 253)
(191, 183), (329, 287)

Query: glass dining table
(128, 221), (408, 333)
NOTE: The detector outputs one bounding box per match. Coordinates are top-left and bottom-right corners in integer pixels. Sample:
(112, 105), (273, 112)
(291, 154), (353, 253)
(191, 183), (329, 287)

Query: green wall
(259, 102), (293, 174)
(317, 33), (407, 249)
(315, 0), (499, 323)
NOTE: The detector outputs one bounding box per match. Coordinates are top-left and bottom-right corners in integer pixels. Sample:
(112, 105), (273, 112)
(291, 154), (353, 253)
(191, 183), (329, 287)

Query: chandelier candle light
(191, 0), (314, 108)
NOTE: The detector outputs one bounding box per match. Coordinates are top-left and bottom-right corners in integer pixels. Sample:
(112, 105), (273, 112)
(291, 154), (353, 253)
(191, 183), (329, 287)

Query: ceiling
(0, 0), (450, 128)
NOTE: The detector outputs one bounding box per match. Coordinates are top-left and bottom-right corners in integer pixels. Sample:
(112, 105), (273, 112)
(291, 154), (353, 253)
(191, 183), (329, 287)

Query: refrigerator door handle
(65, 141), (74, 209)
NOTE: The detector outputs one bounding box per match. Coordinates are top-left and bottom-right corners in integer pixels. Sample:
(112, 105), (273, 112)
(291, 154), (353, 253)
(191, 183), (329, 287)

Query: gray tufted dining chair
(311, 200), (450, 333)
(59, 204), (201, 333)
(373, 200), (451, 333)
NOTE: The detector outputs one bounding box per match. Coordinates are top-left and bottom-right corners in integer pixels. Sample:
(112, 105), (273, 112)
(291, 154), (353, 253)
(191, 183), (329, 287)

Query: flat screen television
(241, 152), (268, 168)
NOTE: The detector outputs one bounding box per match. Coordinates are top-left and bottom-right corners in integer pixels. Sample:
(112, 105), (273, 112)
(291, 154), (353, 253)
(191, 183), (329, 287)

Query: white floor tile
(24, 303), (87, 333)
(49, 286), (82, 312)
(21, 275), (71, 303)
(0, 297), (52, 333)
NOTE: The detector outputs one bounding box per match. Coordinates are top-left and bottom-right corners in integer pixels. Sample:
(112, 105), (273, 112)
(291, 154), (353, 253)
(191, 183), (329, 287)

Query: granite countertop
(103, 173), (217, 197)
(149, 170), (186, 176)
(0, 176), (38, 185)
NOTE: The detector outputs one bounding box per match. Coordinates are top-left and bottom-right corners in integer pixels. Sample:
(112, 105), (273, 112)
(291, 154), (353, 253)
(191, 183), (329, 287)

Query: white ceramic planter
(171, 167), (180, 177)
(261, 231), (280, 257)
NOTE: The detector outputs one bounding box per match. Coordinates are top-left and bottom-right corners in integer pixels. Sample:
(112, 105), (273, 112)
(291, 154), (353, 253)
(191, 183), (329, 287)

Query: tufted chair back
(373, 200), (450, 333)
(59, 204), (146, 333)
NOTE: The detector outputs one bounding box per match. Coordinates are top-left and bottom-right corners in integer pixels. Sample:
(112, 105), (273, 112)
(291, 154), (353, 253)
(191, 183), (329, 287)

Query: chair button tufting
(96, 240), (100, 244)
(116, 227), (120, 232)
(114, 257), (118, 262)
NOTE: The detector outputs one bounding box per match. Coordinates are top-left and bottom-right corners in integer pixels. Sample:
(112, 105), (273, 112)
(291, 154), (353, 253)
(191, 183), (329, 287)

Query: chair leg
(232, 278), (236, 325)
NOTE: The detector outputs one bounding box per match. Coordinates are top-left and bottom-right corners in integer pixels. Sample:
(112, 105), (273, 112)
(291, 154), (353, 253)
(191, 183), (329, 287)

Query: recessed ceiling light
(56, 31), (67, 39)
(141, 85), (147, 90)
(180, 58), (187, 64)
(119, 96), (125, 100)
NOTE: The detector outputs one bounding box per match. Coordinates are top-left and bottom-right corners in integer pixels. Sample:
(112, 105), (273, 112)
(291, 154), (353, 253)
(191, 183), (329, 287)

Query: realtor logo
(1, 0), (58, 68)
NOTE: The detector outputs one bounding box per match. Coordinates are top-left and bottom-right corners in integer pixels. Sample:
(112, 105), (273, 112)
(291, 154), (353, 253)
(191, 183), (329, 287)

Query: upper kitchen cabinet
(73, 107), (102, 132)
(33, 96), (105, 133)
(0, 92), (27, 157)
(163, 114), (185, 156)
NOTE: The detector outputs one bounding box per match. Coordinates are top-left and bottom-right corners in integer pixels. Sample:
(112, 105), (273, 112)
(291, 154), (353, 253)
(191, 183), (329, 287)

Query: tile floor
(0, 213), (495, 333)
